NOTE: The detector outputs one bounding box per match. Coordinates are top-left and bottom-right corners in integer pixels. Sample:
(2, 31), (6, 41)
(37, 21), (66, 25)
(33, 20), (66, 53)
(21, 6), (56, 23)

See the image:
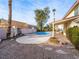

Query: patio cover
(54, 15), (79, 25)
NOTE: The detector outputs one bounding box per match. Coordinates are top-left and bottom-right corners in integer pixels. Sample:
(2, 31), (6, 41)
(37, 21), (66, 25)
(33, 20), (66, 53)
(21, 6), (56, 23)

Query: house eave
(55, 15), (79, 25)
(63, 1), (79, 19)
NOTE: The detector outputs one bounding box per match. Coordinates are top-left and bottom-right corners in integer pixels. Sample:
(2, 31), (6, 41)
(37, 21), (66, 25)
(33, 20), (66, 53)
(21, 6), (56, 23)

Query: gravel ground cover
(0, 40), (79, 59)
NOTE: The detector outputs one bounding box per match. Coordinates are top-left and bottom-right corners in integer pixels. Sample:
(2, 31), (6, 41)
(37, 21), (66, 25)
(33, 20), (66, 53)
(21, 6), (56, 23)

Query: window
(74, 7), (78, 16)
(74, 5), (79, 16)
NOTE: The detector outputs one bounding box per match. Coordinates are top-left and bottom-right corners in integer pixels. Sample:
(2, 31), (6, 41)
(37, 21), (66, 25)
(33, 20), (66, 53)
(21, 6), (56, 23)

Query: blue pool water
(33, 32), (50, 35)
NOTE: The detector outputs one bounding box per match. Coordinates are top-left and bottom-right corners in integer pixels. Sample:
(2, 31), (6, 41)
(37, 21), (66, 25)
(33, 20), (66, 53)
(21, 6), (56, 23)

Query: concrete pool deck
(16, 32), (70, 46)
(16, 35), (50, 44)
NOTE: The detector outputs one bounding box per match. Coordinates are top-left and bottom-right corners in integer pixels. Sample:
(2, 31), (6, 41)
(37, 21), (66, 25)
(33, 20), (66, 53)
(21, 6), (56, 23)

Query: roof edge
(63, 1), (78, 19)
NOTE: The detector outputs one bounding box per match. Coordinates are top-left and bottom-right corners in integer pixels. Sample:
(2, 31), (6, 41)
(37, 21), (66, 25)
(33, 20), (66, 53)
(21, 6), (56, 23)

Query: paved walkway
(0, 40), (79, 59)
(55, 32), (71, 44)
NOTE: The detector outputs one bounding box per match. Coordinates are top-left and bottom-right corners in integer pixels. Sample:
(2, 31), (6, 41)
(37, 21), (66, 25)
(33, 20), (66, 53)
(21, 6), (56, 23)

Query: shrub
(66, 26), (79, 49)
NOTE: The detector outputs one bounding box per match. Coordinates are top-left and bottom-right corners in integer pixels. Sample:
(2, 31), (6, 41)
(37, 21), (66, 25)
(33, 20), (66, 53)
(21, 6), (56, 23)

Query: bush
(66, 26), (79, 49)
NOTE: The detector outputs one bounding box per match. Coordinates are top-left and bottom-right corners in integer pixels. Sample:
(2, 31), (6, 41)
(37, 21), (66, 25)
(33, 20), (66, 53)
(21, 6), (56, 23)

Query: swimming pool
(33, 32), (50, 35)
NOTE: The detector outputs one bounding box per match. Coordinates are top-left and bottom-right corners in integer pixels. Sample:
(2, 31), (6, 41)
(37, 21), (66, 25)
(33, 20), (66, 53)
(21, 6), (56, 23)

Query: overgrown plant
(66, 26), (79, 49)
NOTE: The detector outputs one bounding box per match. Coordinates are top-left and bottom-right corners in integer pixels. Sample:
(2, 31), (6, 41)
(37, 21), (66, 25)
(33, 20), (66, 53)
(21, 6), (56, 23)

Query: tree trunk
(40, 20), (43, 31)
(7, 0), (12, 39)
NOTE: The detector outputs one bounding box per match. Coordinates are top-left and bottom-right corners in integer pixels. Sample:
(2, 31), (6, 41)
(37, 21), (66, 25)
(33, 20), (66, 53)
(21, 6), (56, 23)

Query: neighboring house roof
(0, 19), (28, 28)
(63, 1), (79, 19)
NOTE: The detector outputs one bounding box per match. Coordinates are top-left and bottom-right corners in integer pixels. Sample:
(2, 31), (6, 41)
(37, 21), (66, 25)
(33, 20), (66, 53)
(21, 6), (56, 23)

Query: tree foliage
(35, 7), (50, 31)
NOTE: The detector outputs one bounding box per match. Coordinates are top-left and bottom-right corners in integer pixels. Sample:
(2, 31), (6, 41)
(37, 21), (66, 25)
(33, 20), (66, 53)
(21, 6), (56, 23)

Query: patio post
(52, 9), (56, 37)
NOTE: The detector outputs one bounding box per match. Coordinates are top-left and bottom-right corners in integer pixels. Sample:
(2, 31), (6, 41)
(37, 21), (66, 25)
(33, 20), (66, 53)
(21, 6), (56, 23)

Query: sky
(0, 0), (76, 25)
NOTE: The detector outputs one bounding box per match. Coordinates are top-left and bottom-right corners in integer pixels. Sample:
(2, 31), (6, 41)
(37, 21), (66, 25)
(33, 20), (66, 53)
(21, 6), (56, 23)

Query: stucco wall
(21, 28), (36, 35)
(0, 28), (7, 39)
(69, 21), (79, 27)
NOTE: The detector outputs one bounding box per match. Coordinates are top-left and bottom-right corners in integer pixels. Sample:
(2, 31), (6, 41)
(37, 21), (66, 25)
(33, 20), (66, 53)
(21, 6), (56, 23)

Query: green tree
(35, 7), (50, 31)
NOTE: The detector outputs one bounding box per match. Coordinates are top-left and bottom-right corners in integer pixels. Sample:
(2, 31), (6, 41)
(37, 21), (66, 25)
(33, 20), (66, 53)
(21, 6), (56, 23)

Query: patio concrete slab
(16, 36), (50, 44)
